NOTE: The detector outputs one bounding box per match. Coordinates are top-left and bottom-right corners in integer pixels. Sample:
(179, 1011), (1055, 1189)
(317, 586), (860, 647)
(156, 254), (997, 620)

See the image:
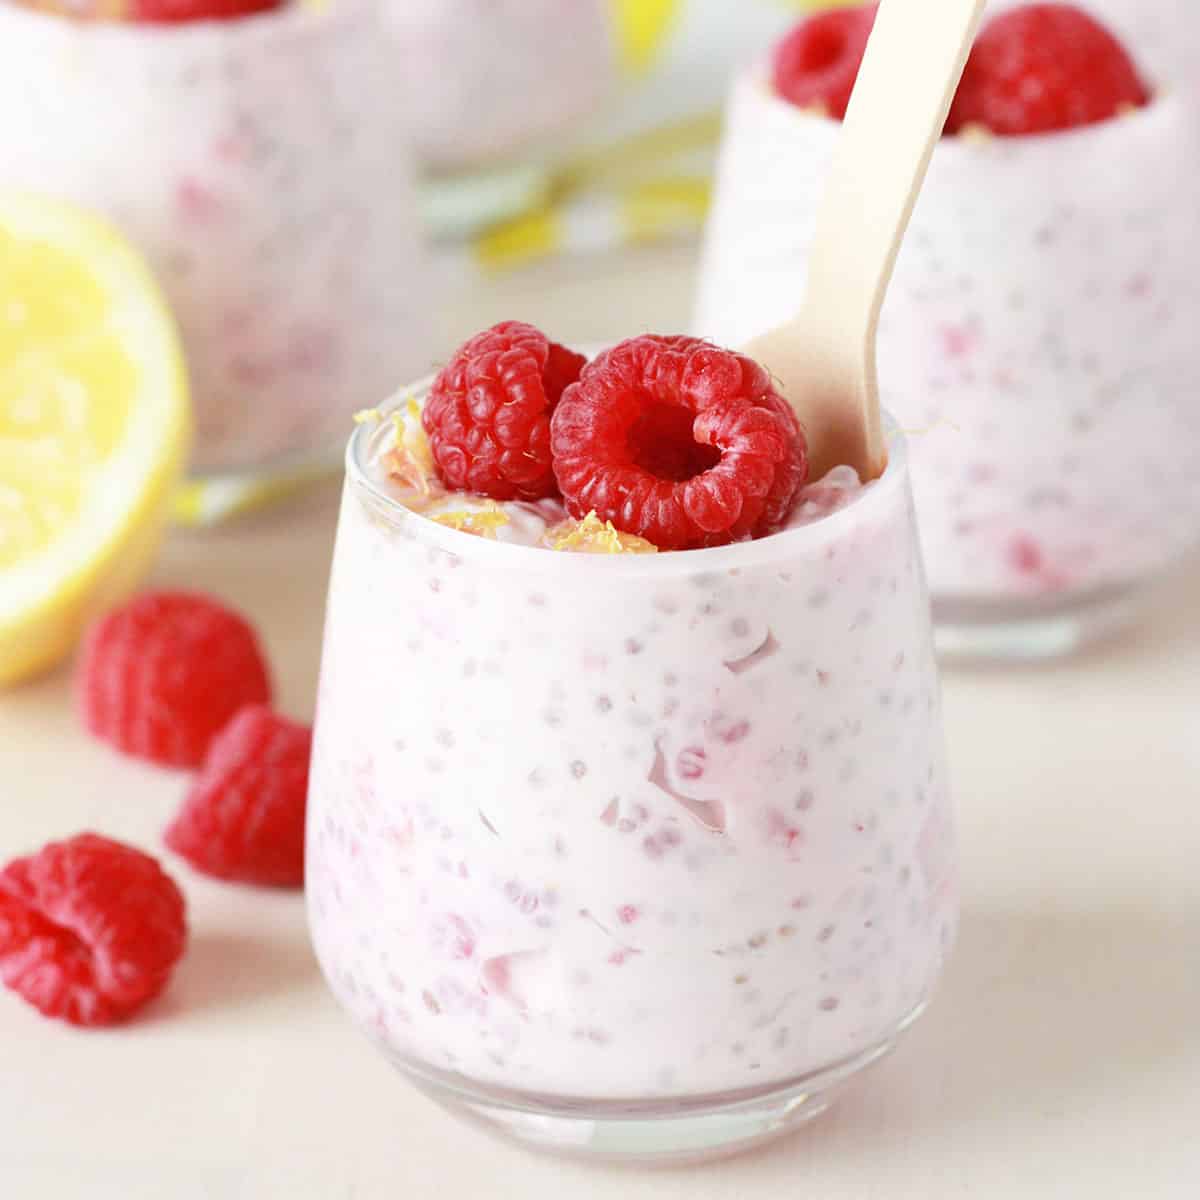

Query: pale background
(2, 244), (1198, 1197)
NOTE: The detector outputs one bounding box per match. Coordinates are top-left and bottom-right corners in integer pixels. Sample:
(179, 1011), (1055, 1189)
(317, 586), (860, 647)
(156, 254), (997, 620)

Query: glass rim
(344, 372), (914, 578)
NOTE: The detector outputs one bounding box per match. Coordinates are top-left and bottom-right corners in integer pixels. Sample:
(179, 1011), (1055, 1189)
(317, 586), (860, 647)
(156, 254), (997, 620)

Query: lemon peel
(430, 502), (510, 539)
(548, 511), (658, 555)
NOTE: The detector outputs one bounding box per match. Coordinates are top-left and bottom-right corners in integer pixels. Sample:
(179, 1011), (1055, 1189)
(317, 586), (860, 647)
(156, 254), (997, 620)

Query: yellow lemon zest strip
(957, 122), (994, 145)
(431, 502), (510, 539)
(550, 511), (658, 554)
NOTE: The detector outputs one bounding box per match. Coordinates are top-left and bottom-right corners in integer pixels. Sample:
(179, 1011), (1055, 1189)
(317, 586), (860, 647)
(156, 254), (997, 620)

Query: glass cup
(694, 61), (1200, 660)
(382, 0), (616, 173)
(0, 0), (429, 480)
(307, 386), (957, 1163)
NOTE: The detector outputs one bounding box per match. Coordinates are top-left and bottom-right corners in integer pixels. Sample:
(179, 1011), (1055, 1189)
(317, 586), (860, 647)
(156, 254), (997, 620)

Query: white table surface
(2, 245), (1198, 1199)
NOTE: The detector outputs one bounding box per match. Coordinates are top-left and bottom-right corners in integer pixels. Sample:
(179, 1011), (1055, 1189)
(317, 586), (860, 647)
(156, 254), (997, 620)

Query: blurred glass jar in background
(695, 6), (1200, 660)
(382, 0), (618, 175)
(0, 0), (429, 481)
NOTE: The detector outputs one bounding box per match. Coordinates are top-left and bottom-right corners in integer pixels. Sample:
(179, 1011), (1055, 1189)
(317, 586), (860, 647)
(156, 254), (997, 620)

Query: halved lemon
(0, 192), (190, 686)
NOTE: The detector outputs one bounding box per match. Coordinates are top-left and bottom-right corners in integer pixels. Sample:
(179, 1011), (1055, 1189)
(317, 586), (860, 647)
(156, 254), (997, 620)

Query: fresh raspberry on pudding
(550, 336), (807, 551)
(946, 4), (1150, 135)
(0, 834), (186, 1027)
(772, 3), (1150, 138)
(771, 3), (878, 120)
(423, 321), (587, 502)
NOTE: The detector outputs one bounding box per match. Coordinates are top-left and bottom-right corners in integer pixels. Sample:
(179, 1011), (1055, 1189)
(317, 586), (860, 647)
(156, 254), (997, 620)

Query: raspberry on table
(78, 592), (273, 770)
(423, 321), (587, 501)
(946, 4), (1150, 136)
(0, 834), (187, 1027)
(771, 4), (879, 120)
(164, 706), (311, 888)
(550, 336), (808, 551)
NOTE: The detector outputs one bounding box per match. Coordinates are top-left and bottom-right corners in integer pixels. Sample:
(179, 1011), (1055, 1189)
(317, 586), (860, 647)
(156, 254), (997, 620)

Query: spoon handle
(749, 0), (986, 481)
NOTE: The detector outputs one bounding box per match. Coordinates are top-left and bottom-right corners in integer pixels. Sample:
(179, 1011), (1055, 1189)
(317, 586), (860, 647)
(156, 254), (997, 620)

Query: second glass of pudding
(307, 374), (956, 1162)
(694, 10), (1200, 658)
(382, 0), (617, 174)
(0, 0), (429, 482)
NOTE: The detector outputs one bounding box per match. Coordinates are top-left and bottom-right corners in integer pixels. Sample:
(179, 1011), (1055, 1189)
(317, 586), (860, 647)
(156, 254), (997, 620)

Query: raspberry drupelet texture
(551, 336), (808, 551)
(946, 4), (1150, 136)
(165, 706), (312, 888)
(78, 591), (272, 769)
(771, 3), (878, 121)
(0, 834), (187, 1027)
(423, 321), (587, 501)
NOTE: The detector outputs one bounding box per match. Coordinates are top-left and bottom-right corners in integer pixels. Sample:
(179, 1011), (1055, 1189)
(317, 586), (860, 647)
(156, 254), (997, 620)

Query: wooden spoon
(743, 0), (987, 482)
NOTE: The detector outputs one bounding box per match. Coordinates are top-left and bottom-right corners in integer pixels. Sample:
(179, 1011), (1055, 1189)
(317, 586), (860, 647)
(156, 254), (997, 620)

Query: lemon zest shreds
(382, 445), (435, 497)
(430, 502), (510, 539)
(958, 122), (994, 145)
(549, 511), (658, 554)
(375, 394), (439, 502)
(353, 408), (383, 424)
(397, 401), (435, 477)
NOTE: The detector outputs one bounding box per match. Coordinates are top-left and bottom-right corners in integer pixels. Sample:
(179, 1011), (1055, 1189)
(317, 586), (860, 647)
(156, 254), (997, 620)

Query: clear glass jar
(695, 67), (1200, 660)
(381, 0), (616, 173)
(307, 397), (957, 1162)
(0, 1), (429, 480)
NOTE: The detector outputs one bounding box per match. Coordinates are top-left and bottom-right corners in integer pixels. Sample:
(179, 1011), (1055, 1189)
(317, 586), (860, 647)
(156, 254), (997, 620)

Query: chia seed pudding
(694, 45), (1200, 655)
(305, 371), (956, 1160)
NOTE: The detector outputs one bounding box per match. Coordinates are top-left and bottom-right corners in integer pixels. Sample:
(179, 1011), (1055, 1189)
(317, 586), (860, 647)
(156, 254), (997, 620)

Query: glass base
(175, 443), (342, 526)
(389, 1010), (923, 1165)
(932, 578), (1151, 663)
(420, 160), (551, 241)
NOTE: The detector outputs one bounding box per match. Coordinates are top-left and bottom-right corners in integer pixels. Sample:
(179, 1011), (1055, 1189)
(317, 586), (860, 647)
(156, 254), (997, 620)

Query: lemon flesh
(0, 192), (190, 686)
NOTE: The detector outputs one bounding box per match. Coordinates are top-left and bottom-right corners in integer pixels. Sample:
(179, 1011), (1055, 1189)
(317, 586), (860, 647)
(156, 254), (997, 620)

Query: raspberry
(550, 336), (807, 551)
(946, 4), (1150, 136)
(164, 706), (311, 888)
(19, 0), (284, 20)
(772, 4), (878, 120)
(0, 834), (186, 1027)
(79, 592), (272, 769)
(423, 321), (587, 501)
(127, 0), (284, 22)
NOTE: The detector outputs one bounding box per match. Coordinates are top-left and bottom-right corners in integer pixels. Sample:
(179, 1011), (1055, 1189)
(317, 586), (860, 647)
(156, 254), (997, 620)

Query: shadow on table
(151, 927), (323, 1021)
(733, 899), (1200, 1171)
